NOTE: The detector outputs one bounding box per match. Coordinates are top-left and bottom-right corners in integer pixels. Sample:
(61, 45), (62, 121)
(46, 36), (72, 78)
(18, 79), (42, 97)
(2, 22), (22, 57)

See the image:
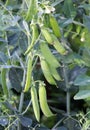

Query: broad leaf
(9, 67), (23, 93)
(61, 18), (73, 27)
(52, 0), (64, 7)
(19, 116), (32, 128)
(0, 52), (8, 64)
(0, 117), (8, 127)
(3, 100), (17, 112)
(19, 32), (28, 52)
(74, 90), (90, 100)
(63, 52), (85, 65)
(69, 66), (87, 83)
(63, 0), (76, 18)
(0, 38), (7, 43)
(74, 74), (90, 86)
(64, 118), (81, 130)
(79, 4), (90, 11)
(8, 33), (20, 45)
(82, 48), (90, 67)
(83, 15), (90, 31)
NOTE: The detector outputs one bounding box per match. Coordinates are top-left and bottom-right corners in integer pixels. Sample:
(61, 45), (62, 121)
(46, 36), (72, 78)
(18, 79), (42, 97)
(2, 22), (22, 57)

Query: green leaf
(19, 32), (28, 52)
(0, 117), (8, 127)
(19, 116), (32, 128)
(63, 52), (85, 65)
(82, 48), (90, 67)
(74, 90), (90, 100)
(0, 52), (8, 64)
(79, 4), (90, 11)
(9, 67), (23, 93)
(51, 0), (64, 7)
(74, 74), (90, 86)
(83, 15), (90, 31)
(62, 18), (73, 27)
(5, 0), (18, 6)
(8, 33), (20, 45)
(63, 0), (76, 18)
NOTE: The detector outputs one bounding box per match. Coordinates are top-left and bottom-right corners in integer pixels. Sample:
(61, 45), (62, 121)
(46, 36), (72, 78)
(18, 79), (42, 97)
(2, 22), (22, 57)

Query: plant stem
(52, 117), (65, 129)
(22, 100), (32, 115)
(5, 118), (19, 130)
(18, 92), (24, 113)
(66, 90), (70, 116)
(62, 61), (70, 116)
(15, 53), (26, 130)
(62, 60), (73, 130)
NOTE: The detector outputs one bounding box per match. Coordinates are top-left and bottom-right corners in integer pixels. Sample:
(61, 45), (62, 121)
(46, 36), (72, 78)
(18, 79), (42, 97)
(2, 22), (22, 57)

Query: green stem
(62, 60), (73, 130)
(18, 92), (24, 113)
(62, 61), (70, 116)
(22, 100), (32, 115)
(15, 53), (26, 130)
(52, 117), (65, 129)
(5, 118), (19, 130)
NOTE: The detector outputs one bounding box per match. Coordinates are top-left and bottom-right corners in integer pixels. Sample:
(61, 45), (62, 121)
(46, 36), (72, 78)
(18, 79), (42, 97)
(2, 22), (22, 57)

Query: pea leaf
(74, 90), (90, 100)
(73, 74), (90, 86)
(19, 32), (28, 52)
(9, 67), (23, 93)
(0, 52), (8, 64)
(0, 117), (8, 127)
(63, 0), (76, 18)
(19, 116), (32, 128)
(83, 15), (90, 31)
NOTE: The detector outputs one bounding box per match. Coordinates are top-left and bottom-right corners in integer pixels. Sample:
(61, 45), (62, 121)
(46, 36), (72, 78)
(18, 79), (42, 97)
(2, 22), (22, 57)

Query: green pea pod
(39, 83), (54, 117)
(48, 65), (61, 81)
(40, 42), (61, 81)
(40, 41), (60, 68)
(1, 68), (8, 97)
(25, 23), (39, 55)
(51, 34), (67, 55)
(24, 55), (32, 92)
(31, 86), (40, 122)
(49, 15), (61, 38)
(44, 14), (51, 28)
(25, 0), (38, 22)
(41, 27), (53, 45)
(40, 58), (56, 85)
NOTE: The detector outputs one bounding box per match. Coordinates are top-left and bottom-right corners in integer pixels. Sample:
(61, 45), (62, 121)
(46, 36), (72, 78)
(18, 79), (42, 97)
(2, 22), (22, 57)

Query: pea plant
(0, 0), (90, 130)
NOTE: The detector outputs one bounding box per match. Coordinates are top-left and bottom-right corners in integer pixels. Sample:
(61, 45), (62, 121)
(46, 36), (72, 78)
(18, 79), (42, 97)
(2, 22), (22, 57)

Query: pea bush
(0, 0), (90, 130)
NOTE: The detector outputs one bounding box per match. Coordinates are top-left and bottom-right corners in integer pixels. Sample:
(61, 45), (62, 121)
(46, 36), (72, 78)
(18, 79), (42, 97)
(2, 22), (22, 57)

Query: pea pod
(25, 23), (39, 55)
(31, 86), (40, 122)
(51, 34), (67, 55)
(40, 58), (56, 85)
(41, 27), (53, 45)
(24, 55), (32, 92)
(39, 83), (54, 117)
(25, 0), (38, 22)
(44, 14), (51, 28)
(40, 41), (60, 68)
(49, 15), (61, 38)
(41, 27), (67, 55)
(48, 65), (61, 81)
(1, 68), (8, 97)
(40, 42), (61, 81)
